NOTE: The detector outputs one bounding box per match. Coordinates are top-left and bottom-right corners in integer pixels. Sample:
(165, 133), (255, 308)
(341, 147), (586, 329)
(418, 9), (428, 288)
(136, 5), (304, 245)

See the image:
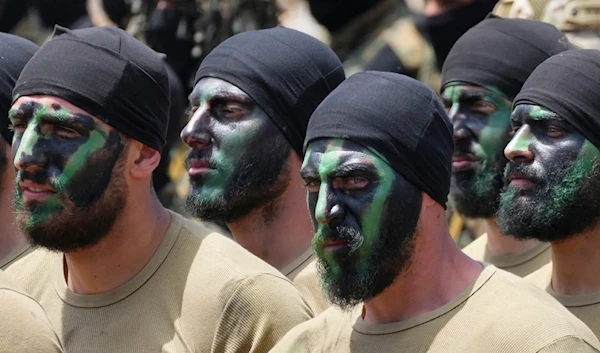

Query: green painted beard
(186, 130), (291, 223)
(304, 140), (421, 310)
(498, 141), (600, 242)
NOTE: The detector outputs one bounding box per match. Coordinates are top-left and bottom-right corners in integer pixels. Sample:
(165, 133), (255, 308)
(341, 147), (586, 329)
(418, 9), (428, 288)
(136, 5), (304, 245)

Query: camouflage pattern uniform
(333, 0), (440, 91)
(494, 0), (600, 49)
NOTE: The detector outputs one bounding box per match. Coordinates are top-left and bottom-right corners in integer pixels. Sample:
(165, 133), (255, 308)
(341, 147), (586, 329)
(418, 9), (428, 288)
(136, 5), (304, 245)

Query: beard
(315, 182), (422, 310)
(186, 132), (292, 223)
(14, 141), (128, 253)
(451, 149), (508, 219)
(497, 159), (600, 242)
(0, 141), (6, 193)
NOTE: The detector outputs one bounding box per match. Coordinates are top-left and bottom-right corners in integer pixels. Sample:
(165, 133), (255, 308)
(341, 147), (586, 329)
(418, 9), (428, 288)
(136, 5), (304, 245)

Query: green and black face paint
(498, 104), (600, 242)
(301, 138), (422, 310)
(441, 84), (512, 218)
(10, 97), (128, 252)
(182, 77), (292, 223)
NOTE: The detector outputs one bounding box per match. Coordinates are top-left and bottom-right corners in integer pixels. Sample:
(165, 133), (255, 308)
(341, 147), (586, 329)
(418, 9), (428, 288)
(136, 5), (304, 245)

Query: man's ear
(129, 141), (161, 179)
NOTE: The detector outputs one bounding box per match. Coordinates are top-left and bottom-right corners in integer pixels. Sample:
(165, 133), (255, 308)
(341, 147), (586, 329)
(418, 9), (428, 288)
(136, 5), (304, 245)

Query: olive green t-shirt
(0, 270), (63, 353)
(463, 233), (551, 277)
(271, 265), (600, 352)
(528, 262), (600, 339)
(282, 248), (330, 314)
(6, 211), (313, 353)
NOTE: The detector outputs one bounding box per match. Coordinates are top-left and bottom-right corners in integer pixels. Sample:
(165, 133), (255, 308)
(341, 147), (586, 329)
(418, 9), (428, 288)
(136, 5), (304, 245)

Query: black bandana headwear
(0, 33), (38, 144)
(441, 15), (572, 99)
(195, 26), (345, 157)
(306, 71), (454, 208)
(514, 49), (600, 149)
(14, 26), (171, 152)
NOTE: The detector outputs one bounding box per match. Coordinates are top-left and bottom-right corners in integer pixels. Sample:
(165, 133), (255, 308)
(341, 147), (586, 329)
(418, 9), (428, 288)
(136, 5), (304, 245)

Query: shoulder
(461, 233), (488, 260)
(474, 268), (599, 349)
(525, 262), (553, 290)
(289, 255), (331, 314)
(0, 272), (64, 352)
(2, 248), (59, 296)
(269, 306), (350, 353)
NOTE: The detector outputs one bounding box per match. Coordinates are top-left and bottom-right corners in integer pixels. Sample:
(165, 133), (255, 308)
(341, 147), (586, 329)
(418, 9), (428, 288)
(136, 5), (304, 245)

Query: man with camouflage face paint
(0, 33), (38, 269)
(499, 49), (600, 338)
(440, 16), (571, 276)
(5, 25), (312, 352)
(182, 26), (345, 313)
(271, 71), (600, 353)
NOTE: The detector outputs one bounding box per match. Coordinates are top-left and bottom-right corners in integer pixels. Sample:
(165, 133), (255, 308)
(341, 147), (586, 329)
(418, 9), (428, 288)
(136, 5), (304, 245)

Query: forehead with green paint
(9, 95), (124, 230)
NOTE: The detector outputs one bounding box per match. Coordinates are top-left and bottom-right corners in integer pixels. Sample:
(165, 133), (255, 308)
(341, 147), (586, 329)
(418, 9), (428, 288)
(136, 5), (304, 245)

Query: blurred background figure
(493, 0), (600, 49)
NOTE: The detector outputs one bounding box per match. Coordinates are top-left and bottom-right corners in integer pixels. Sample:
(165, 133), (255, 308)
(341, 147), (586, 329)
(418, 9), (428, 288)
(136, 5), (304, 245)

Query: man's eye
(55, 126), (80, 139)
(473, 101), (495, 113)
(547, 126), (565, 138)
(344, 177), (368, 190)
(304, 180), (321, 193)
(8, 123), (26, 133)
(220, 104), (245, 119)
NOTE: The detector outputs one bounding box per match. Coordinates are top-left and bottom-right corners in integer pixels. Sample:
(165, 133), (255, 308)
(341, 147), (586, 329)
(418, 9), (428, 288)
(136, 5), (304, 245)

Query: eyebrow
(189, 88), (251, 105)
(330, 163), (377, 177)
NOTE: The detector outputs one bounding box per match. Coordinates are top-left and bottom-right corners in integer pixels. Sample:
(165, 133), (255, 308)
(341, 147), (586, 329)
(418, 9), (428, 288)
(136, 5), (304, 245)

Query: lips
(187, 157), (215, 177)
(452, 153), (479, 172)
(321, 239), (349, 253)
(507, 172), (535, 189)
(19, 180), (56, 202)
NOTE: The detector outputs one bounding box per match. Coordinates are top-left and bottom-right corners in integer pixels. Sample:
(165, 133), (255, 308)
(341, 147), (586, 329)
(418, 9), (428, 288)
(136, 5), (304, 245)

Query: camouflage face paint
(301, 138), (421, 309)
(498, 104), (600, 242)
(182, 77), (292, 223)
(10, 97), (127, 252)
(441, 84), (512, 218)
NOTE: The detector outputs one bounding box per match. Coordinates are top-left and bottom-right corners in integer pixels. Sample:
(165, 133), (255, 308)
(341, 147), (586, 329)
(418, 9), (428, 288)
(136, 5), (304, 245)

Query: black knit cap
(441, 15), (572, 99)
(306, 71), (454, 208)
(195, 26), (345, 157)
(14, 26), (171, 152)
(0, 33), (38, 144)
(514, 49), (600, 149)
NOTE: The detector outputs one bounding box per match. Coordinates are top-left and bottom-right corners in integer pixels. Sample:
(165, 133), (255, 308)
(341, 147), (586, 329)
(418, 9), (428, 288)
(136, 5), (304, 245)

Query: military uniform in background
(327, 0), (440, 91)
(494, 0), (600, 48)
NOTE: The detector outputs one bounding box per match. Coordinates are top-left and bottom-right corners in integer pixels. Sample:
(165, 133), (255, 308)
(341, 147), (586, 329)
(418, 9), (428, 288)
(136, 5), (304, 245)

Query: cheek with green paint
(441, 84), (512, 165)
(10, 99), (124, 229)
(184, 77), (280, 201)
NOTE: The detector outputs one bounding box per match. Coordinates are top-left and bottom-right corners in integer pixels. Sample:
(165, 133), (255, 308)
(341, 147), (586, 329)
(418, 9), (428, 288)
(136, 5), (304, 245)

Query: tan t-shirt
(0, 270), (64, 353)
(282, 248), (330, 314)
(0, 242), (32, 270)
(271, 265), (600, 353)
(463, 233), (551, 277)
(527, 262), (600, 338)
(5, 211), (313, 353)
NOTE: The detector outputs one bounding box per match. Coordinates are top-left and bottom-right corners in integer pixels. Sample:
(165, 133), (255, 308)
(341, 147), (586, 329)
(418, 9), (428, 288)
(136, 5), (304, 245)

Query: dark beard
(497, 159), (600, 242)
(451, 152), (508, 219)
(186, 132), (291, 223)
(317, 181), (422, 310)
(14, 143), (128, 253)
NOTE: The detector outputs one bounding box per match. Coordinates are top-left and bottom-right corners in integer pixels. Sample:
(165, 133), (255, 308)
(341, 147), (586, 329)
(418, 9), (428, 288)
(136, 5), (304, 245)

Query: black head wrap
(194, 26), (345, 157)
(306, 71), (454, 208)
(0, 33), (38, 144)
(307, 0), (383, 33)
(514, 49), (600, 149)
(14, 26), (170, 152)
(441, 15), (572, 99)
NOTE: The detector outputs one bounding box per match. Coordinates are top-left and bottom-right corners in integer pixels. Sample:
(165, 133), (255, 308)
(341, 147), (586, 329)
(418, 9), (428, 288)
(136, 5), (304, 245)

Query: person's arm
(0, 289), (64, 353)
(211, 273), (314, 353)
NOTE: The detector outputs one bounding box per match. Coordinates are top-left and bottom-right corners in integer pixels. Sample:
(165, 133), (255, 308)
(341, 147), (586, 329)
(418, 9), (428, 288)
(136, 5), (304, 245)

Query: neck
(228, 178), (314, 272)
(550, 226), (600, 295)
(64, 192), (171, 294)
(485, 219), (543, 257)
(0, 179), (26, 261)
(363, 211), (483, 324)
